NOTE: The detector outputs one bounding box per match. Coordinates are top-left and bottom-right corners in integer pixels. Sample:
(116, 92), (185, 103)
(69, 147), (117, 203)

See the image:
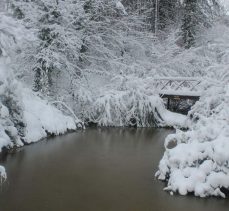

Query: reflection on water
(0, 128), (228, 211)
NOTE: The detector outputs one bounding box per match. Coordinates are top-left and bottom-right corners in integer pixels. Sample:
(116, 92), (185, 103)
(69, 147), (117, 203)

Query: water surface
(0, 128), (228, 211)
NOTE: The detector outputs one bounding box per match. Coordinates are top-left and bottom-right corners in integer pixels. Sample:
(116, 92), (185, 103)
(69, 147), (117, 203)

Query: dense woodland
(2, 0), (223, 125)
(10, 0), (222, 91)
(0, 0), (229, 198)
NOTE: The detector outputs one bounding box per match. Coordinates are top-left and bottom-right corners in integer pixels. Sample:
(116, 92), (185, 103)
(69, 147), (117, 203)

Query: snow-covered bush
(0, 62), (24, 149)
(85, 89), (162, 127)
(156, 84), (229, 198)
(0, 61), (79, 149)
(71, 74), (187, 127)
(156, 18), (229, 198)
(0, 11), (80, 151)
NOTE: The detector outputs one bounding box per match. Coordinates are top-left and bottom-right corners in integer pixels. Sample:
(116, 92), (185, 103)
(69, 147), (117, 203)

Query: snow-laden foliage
(5, 0), (176, 127)
(0, 61), (79, 148)
(82, 77), (165, 127)
(3, 0), (221, 129)
(74, 75), (187, 127)
(156, 18), (229, 198)
(0, 12), (80, 152)
(0, 61), (24, 149)
(156, 85), (229, 198)
(9, 0), (131, 94)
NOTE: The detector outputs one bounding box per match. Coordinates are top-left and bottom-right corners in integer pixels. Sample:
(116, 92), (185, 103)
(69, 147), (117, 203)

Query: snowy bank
(0, 61), (80, 151)
(156, 84), (229, 198)
(22, 90), (78, 143)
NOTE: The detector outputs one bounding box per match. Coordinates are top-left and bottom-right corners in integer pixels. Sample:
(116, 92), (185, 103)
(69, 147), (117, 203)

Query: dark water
(0, 128), (228, 211)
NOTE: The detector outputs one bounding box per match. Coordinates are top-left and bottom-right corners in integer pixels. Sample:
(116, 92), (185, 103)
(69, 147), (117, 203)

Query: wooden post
(167, 97), (170, 110)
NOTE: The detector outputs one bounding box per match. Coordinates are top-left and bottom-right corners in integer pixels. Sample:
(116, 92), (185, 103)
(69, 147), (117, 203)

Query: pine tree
(181, 0), (199, 49)
(181, 0), (221, 49)
(158, 0), (180, 30)
(123, 0), (181, 32)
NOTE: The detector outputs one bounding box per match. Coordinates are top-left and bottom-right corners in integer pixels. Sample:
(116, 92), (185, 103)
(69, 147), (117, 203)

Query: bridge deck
(160, 94), (200, 100)
(159, 90), (201, 100)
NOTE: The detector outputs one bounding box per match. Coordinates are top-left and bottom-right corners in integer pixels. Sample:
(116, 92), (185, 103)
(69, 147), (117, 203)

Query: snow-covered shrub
(7, 0), (159, 106)
(156, 84), (229, 198)
(74, 76), (163, 127)
(86, 89), (162, 127)
(75, 75), (187, 127)
(0, 10), (80, 151)
(0, 61), (79, 150)
(0, 62), (24, 149)
(0, 103), (14, 150)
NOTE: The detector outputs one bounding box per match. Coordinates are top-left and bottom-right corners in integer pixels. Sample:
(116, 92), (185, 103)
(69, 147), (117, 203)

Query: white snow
(0, 0), (228, 199)
(115, 0), (128, 15)
(0, 165), (6, 182)
(81, 75), (187, 127)
(156, 84), (229, 198)
(159, 90), (202, 97)
(22, 89), (77, 143)
(155, 17), (229, 198)
(0, 12), (80, 150)
(0, 60), (79, 149)
(159, 109), (187, 128)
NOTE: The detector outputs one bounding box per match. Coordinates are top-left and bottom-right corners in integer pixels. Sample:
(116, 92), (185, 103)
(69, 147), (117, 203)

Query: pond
(0, 128), (228, 211)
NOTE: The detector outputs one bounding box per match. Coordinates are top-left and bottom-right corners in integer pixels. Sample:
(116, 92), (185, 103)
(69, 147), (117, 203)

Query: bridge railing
(153, 77), (202, 96)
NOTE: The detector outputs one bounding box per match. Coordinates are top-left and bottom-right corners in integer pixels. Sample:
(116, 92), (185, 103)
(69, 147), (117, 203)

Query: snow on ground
(156, 83), (229, 198)
(22, 89), (78, 143)
(0, 60), (79, 146)
(158, 109), (187, 128)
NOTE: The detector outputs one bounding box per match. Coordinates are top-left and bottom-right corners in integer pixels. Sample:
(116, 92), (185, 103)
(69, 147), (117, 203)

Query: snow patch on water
(0, 165), (6, 182)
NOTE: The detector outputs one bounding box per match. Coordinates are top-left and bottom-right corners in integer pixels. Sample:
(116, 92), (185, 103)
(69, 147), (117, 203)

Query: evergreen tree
(32, 2), (61, 93)
(181, 0), (198, 49)
(10, 0), (87, 94)
(123, 0), (181, 32)
(158, 0), (180, 30)
(181, 0), (221, 49)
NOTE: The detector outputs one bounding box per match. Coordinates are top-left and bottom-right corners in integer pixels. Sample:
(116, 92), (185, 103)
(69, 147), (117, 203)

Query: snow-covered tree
(181, 0), (221, 48)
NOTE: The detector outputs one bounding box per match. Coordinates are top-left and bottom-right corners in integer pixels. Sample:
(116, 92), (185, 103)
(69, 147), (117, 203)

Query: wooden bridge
(153, 77), (203, 112)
